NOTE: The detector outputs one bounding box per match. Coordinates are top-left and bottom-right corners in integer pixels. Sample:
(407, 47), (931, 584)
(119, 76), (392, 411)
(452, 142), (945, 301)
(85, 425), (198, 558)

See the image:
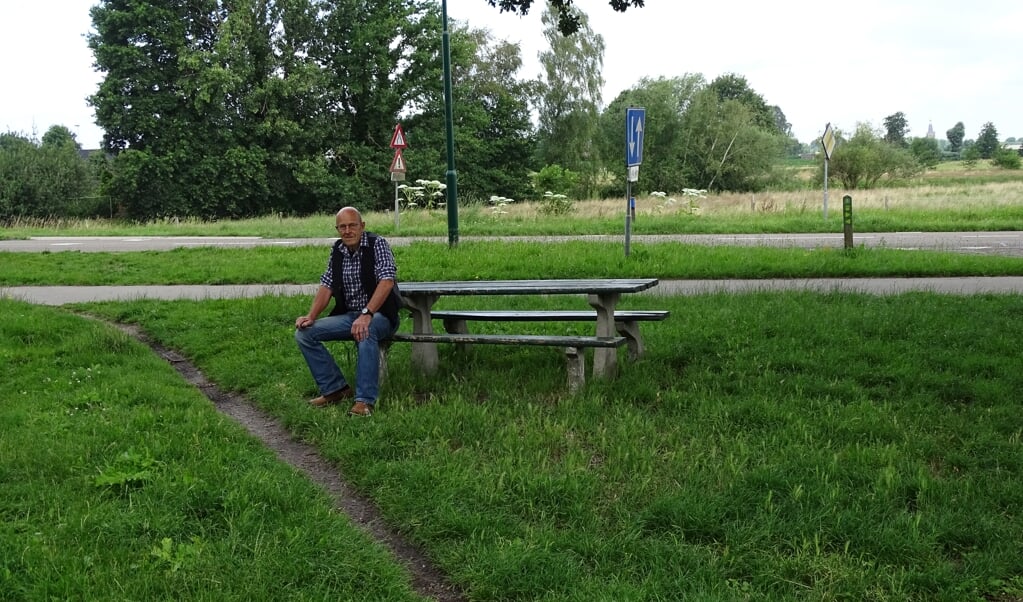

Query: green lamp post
(441, 0), (459, 247)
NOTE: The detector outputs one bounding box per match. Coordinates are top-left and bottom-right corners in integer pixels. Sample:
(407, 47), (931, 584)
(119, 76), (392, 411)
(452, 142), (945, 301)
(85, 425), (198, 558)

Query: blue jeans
(294, 312), (399, 406)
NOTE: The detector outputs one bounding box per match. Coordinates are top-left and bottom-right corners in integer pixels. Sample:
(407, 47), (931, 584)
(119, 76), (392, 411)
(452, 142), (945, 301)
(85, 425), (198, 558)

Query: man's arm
(363, 279), (395, 314)
(295, 285), (333, 329)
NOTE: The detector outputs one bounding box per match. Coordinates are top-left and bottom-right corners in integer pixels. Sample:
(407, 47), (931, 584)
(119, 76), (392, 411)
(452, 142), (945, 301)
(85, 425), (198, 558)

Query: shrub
(532, 164), (579, 199)
(991, 149), (1022, 170)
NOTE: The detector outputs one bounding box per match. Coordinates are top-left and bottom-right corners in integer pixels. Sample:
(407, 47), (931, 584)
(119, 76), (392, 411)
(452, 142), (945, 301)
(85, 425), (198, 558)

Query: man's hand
(351, 314), (371, 342)
(295, 316), (314, 329)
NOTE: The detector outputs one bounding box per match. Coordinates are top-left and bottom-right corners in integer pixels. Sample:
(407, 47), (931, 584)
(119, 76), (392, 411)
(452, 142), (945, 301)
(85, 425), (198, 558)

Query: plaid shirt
(320, 233), (397, 310)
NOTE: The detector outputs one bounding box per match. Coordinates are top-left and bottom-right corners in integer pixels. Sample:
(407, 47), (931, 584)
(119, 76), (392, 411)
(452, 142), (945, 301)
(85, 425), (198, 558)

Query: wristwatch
(361, 307), (373, 316)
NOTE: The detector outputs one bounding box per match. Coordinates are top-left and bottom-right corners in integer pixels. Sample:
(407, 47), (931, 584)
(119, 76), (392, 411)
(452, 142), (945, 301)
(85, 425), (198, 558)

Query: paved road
(3, 231), (1023, 255)
(4, 233), (1023, 305)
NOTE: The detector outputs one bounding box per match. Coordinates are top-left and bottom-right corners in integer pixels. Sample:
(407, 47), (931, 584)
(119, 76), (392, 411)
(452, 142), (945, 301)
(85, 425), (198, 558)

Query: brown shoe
(347, 401), (373, 417)
(308, 386), (353, 407)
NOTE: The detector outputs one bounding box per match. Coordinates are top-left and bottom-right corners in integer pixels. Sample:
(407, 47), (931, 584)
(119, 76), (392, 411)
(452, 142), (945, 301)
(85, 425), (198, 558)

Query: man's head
(335, 207), (365, 250)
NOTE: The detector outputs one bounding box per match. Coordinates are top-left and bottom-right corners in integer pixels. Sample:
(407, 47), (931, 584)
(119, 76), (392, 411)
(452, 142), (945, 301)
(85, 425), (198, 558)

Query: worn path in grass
(91, 319), (469, 602)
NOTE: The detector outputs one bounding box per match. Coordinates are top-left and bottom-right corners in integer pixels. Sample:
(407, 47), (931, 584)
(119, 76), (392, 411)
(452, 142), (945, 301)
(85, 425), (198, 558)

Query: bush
(532, 165), (579, 199)
(991, 149), (1022, 170)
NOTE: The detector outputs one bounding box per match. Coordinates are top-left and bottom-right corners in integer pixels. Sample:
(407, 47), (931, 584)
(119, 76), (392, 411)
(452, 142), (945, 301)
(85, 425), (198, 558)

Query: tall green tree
(975, 122), (1000, 159)
(305, 0), (437, 212)
(598, 75), (702, 195)
(882, 111), (910, 147)
(599, 74), (783, 194)
(946, 121), (966, 154)
(89, 0), (436, 219)
(403, 23), (536, 203)
(706, 73), (778, 133)
(534, 2), (605, 198)
(681, 86), (784, 191)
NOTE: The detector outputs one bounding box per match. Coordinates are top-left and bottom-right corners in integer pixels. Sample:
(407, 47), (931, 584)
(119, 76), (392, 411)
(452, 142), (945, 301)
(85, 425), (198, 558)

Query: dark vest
(327, 233), (401, 326)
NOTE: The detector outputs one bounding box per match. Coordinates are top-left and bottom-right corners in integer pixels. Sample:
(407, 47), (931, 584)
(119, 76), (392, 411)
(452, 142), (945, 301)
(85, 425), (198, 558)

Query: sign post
(820, 123), (836, 220)
(625, 107), (645, 257)
(389, 124), (408, 229)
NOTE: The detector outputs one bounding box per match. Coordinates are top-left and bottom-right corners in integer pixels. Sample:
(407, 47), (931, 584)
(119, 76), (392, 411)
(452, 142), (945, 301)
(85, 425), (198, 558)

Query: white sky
(2, 0), (1021, 149)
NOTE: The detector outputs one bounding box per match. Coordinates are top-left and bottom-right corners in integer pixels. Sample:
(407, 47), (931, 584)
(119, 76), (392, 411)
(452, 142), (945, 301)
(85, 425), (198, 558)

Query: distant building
(1004, 143), (1023, 156)
(926, 122), (935, 139)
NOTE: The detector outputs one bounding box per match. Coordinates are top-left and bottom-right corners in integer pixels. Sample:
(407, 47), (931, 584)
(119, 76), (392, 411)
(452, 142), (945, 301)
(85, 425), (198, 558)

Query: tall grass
(2, 166), (1022, 239)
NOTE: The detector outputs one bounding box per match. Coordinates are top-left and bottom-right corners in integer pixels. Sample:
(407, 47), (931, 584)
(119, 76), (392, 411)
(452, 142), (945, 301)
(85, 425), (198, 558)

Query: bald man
(295, 207), (401, 416)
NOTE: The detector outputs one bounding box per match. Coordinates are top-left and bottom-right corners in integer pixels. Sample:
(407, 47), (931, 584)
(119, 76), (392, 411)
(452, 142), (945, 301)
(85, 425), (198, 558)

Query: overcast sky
(2, 0), (1021, 149)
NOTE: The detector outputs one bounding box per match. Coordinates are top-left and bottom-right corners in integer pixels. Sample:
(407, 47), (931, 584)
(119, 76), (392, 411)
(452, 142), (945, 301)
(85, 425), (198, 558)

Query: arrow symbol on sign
(629, 114), (644, 156)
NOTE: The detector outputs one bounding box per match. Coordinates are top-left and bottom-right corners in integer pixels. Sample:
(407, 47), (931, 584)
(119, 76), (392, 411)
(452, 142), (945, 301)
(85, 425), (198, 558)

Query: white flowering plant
(397, 179), (447, 210)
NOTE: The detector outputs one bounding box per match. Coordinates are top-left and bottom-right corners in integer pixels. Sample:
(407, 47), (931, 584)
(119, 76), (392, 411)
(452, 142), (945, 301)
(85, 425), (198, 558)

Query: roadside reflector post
(843, 195), (853, 249)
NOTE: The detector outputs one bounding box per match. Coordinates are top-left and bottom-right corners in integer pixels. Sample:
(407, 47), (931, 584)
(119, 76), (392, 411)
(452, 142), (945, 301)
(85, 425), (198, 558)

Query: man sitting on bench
(294, 207), (401, 416)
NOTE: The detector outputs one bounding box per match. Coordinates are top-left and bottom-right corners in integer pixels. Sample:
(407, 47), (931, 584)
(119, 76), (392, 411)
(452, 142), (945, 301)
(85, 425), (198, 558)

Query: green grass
(4, 229), (1023, 600)
(3, 241), (1023, 287)
(62, 289), (1023, 601)
(0, 301), (427, 601)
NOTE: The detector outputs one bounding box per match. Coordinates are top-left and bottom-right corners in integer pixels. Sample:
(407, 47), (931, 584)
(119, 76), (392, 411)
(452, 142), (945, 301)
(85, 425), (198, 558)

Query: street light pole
(441, 0), (459, 247)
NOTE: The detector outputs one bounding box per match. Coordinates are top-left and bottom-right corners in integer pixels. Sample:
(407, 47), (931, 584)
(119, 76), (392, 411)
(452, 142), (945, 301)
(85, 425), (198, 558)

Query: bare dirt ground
(110, 321), (467, 602)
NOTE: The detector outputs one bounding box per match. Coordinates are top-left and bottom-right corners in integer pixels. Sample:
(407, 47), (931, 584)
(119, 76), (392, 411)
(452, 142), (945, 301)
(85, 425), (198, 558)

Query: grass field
(3, 177), (1023, 600)
(5, 286), (1022, 600)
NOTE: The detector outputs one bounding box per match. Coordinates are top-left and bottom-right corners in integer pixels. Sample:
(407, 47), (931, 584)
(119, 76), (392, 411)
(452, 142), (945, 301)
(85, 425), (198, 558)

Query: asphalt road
(3, 231), (1023, 256)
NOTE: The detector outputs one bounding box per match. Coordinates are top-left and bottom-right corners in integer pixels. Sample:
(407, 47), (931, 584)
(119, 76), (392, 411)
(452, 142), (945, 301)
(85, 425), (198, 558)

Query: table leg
(588, 292), (620, 379)
(401, 293), (440, 374)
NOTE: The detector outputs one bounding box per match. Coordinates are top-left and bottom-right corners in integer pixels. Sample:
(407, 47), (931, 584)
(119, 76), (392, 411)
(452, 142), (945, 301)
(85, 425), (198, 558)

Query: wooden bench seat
(380, 332), (627, 392)
(429, 309), (669, 360)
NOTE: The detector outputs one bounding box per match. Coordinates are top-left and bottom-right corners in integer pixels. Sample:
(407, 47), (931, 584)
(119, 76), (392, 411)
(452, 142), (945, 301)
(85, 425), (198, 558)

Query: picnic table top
(399, 278), (659, 296)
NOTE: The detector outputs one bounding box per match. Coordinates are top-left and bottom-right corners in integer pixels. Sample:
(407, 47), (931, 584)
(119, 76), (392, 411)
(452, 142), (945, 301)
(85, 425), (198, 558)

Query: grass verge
(3, 241), (1023, 287)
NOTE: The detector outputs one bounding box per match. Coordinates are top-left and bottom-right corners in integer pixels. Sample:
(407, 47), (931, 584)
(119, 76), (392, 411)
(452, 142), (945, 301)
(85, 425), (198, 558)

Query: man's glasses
(335, 223), (360, 232)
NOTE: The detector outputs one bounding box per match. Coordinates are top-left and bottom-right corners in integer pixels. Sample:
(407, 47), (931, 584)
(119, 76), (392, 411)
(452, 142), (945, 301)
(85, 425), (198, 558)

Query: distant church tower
(926, 122), (936, 139)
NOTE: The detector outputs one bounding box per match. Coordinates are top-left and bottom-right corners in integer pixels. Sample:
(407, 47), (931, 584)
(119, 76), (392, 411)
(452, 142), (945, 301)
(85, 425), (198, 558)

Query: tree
(706, 73), (779, 133)
(534, 2), (605, 198)
(0, 128), (95, 221)
(485, 0), (644, 35)
(826, 123), (920, 189)
(946, 121), (965, 154)
(975, 122), (1000, 159)
(598, 74), (784, 194)
(404, 22), (536, 203)
(597, 75), (702, 195)
(89, 0), (438, 219)
(681, 87), (785, 191)
(909, 137), (941, 169)
(882, 112), (910, 147)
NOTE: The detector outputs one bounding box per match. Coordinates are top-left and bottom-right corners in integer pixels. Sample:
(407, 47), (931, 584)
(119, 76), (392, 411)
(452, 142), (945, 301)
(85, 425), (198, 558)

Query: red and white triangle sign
(389, 124), (407, 149)
(389, 149), (406, 173)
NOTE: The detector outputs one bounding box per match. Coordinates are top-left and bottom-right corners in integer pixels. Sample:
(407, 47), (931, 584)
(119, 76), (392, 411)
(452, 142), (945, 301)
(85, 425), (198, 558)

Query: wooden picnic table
(398, 278), (660, 379)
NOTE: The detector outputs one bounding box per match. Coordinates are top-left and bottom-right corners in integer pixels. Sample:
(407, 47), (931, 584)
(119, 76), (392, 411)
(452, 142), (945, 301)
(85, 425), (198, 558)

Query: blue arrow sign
(626, 107), (645, 167)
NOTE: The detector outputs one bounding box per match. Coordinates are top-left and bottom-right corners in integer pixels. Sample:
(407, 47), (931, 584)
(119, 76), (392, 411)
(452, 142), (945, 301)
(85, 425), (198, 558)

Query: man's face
(335, 211), (365, 248)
